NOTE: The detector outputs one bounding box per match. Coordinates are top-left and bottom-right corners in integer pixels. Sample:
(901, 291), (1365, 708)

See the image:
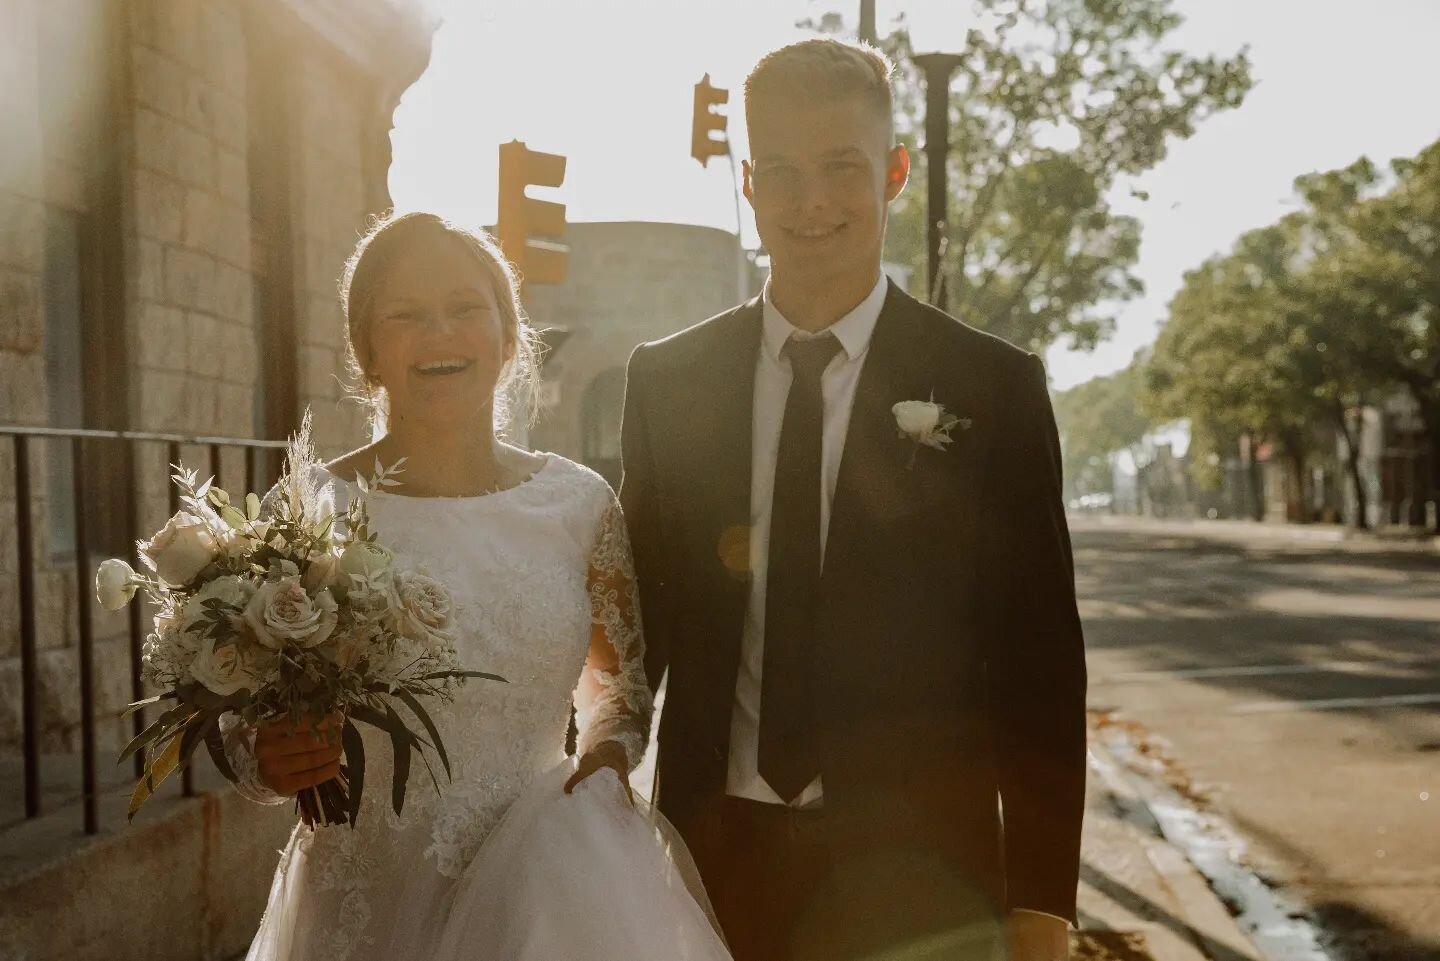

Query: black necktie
(758, 333), (843, 803)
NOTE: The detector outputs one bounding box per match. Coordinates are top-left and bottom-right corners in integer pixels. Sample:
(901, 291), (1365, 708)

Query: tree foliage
(1053, 360), (1152, 493)
(806, 1), (1253, 352)
(1143, 141), (1440, 527)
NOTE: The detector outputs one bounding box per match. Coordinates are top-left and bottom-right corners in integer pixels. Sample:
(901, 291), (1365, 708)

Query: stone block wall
(0, 0), (432, 759)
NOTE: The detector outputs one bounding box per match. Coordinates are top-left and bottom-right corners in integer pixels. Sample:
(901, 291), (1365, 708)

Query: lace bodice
(224, 454), (653, 959)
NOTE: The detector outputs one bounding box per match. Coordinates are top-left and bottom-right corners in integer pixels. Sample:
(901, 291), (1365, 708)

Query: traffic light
(691, 74), (729, 167)
(496, 140), (568, 289)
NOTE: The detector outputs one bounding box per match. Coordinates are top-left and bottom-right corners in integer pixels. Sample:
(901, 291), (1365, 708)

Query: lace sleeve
(574, 496), (654, 771)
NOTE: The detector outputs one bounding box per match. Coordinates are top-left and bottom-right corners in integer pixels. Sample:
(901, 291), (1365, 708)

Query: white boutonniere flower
(892, 394), (972, 469)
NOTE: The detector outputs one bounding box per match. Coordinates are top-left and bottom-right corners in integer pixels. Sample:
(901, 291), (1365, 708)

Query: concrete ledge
(0, 767), (291, 961)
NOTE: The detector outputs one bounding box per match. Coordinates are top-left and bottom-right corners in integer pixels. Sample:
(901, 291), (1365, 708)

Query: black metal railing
(2, 424), (288, 835)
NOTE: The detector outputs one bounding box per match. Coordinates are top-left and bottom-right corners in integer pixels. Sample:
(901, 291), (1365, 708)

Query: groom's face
(744, 94), (907, 283)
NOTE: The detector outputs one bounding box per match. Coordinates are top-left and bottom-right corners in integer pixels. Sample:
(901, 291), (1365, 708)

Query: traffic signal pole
(691, 74), (748, 299)
(497, 140), (569, 292)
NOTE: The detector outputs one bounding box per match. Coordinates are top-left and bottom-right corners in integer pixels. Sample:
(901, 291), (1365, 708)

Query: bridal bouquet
(96, 424), (499, 828)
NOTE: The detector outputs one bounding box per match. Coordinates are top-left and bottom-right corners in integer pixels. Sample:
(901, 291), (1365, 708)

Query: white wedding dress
(224, 456), (730, 961)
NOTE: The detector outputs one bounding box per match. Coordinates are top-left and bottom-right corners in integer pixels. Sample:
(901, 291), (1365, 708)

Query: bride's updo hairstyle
(338, 210), (540, 430)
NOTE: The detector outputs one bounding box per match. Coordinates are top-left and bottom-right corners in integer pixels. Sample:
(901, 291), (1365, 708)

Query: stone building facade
(0, 2), (431, 957)
(0, 0), (430, 754)
(525, 221), (752, 486)
(523, 227), (914, 489)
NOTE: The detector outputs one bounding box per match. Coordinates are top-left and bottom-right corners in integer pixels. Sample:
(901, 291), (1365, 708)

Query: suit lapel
(824, 283), (939, 574)
(688, 298), (763, 681)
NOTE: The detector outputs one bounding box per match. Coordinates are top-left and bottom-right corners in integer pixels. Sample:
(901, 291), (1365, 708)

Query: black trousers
(690, 795), (1005, 961)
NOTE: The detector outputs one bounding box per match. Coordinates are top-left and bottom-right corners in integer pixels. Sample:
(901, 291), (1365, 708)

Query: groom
(621, 38), (1086, 961)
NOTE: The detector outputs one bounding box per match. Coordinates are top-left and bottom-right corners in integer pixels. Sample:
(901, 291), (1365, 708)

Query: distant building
(523, 223), (916, 488)
(523, 221), (751, 486)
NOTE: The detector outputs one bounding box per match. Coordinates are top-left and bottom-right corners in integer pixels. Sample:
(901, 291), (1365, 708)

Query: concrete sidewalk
(1070, 514), (1440, 557)
(1073, 731), (1266, 961)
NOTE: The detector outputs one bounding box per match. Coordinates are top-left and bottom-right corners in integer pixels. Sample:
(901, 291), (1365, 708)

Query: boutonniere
(892, 394), (972, 469)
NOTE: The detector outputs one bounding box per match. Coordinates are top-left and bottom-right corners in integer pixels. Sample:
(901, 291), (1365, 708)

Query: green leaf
(220, 505), (248, 529)
(342, 720), (365, 828)
(204, 724), (237, 783)
(122, 691), (177, 718)
(417, 670), (507, 684)
(387, 706), (411, 818)
(118, 703), (192, 764)
(246, 492), (261, 521)
(394, 687), (451, 782)
(178, 711), (220, 769)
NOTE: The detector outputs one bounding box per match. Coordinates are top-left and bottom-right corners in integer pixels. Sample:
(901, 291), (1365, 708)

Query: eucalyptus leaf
(119, 703), (193, 764)
(122, 691), (177, 718)
(129, 734), (183, 820)
(342, 720), (366, 828)
(388, 716), (411, 817)
(204, 724), (237, 783)
(395, 687), (451, 781)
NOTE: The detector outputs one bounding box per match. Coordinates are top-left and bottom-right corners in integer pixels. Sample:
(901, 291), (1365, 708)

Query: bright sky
(390, 0), (1440, 390)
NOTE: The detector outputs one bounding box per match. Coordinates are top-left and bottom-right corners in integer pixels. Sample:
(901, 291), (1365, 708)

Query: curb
(1086, 740), (1264, 961)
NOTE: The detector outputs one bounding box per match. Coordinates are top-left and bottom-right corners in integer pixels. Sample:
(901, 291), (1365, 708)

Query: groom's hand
(1005, 911), (1070, 961)
(564, 740), (634, 805)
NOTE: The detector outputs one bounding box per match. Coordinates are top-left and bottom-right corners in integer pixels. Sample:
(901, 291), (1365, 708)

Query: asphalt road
(1073, 516), (1440, 961)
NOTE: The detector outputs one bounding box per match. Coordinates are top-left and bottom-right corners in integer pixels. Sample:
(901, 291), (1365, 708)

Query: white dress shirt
(725, 272), (888, 808)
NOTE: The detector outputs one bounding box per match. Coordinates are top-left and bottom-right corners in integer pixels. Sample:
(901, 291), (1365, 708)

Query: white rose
(302, 552), (341, 593)
(243, 577), (339, 650)
(95, 558), (140, 611)
(390, 571), (454, 648)
(182, 575), (255, 634)
(188, 636), (259, 696)
(340, 542), (394, 583)
(140, 512), (220, 586)
(893, 400), (941, 436)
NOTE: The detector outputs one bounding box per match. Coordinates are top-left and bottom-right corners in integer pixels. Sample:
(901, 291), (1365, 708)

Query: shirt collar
(761, 271), (888, 364)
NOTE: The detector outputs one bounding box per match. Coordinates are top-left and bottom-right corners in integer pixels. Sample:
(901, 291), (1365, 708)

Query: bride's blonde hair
(338, 210), (540, 431)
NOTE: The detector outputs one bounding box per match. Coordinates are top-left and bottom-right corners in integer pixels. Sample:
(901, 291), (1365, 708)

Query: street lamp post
(913, 53), (964, 311)
(858, 0), (877, 44)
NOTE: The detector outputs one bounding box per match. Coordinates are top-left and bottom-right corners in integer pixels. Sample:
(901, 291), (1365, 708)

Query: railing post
(72, 436), (99, 835)
(244, 445), (257, 504)
(15, 436), (41, 818)
(2, 426), (290, 823)
(126, 440), (146, 780)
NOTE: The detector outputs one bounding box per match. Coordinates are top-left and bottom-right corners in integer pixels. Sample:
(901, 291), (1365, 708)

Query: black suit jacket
(620, 281), (1086, 923)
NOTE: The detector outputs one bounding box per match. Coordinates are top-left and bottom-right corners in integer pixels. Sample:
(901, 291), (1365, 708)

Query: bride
(223, 211), (730, 960)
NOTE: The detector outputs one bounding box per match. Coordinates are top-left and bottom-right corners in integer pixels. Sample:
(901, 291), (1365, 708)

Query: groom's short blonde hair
(744, 37), (896, 139)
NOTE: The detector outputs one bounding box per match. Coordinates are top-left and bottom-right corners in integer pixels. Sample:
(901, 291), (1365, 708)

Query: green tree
(1143, 200), (1384, 527)
(1143, 223), (1324, 522)
(806, 1), (1253, 353)
(1303, 144), (1440, 526)
(1053, 359), (1153, 499)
